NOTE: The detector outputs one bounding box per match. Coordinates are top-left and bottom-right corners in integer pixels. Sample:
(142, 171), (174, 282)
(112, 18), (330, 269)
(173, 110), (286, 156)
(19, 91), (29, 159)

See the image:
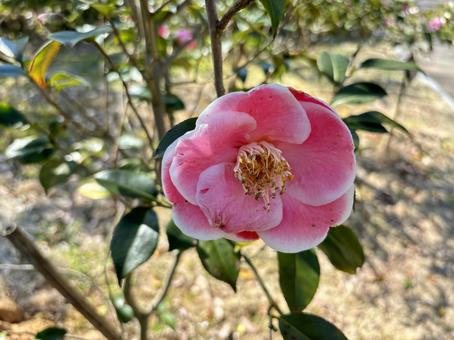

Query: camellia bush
(0, 0), (451, 339)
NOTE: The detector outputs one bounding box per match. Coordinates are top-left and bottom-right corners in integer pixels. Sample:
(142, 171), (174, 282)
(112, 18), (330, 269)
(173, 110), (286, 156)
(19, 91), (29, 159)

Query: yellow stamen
(234, 141), (294, 210)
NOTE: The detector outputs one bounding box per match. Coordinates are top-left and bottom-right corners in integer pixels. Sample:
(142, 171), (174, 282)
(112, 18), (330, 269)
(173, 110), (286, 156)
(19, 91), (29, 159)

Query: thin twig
(217, 0), (255, 32)
(146, 250), (182, 315)
(205, 0), (225, 97)
(93, 42), (155, 148)
(242, 254), (283, 315)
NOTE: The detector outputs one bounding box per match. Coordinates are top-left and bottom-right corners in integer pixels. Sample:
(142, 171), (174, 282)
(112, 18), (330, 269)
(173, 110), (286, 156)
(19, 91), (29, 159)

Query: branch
(146, 250), (182, 315)
(93, 42), (155, 148)
(1, 225), (121, 340)
(242, 254), (283, 315)
(217, 0), (255, 32)
(205, 0), (225, 97)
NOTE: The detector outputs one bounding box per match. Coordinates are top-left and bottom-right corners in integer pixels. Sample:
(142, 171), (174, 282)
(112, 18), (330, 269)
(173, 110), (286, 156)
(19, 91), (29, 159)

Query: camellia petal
(279, 99), (356, 206)
(198, 84), (311, 144)
(170, 110), (256, 204)
(196, 163), (283, 233)
(258, 186), (355, 253)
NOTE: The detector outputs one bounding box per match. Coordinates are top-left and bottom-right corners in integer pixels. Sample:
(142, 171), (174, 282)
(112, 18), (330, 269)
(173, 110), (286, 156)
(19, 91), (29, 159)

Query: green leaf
(48, 71), (89, 91)
(94, 169), (157, 201)
(166, 220), (195, 251)
(278, 250), (320, 312)
(197, 239), (240, 291)
(154, 117), (197, 159)
(77, 180), (111, 200)
(165, 94), (185, 112)
(318, 225), (365, 274)
(111, 207), (159, 283)
(0, 37), (28, 61)
(110, 294), (134, 323)
(317, 52), (349, 84)
(91, 3), (116, 17)
(35, 327), (67, 340)
(49, 25), (112, 47)
(360, 58), (420, 72)
(5, 136), (54, 164)
(0, 102), (27, 127)
(39, 159), (74, 193)
(0, 64), (25, 78)
(279, 313), (347, 340)
(28, 40), (61, 88)
(259, 0), (285, 36)
(331, 82), (387, 106)
(344, 111), (409, 135)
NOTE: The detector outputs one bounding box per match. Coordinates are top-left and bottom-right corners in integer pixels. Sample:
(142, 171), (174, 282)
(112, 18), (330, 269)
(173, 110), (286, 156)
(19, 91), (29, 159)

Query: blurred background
(0, 0), (453, 339)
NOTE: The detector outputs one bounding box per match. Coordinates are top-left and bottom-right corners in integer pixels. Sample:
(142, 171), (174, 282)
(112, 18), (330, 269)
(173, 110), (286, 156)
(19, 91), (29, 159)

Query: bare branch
(217, 0), (255, 32)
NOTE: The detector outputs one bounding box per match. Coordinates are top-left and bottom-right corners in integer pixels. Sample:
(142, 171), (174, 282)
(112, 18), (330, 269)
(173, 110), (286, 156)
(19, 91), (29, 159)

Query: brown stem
(205, 0), (225, 97)
(242, 254), (283, 315)
(217, 0), (255, 32)
(2, 225), (121, 340)
(146, 250), (182, 315)
(93, 42), (155, 148)
(139, 0), (168, 140)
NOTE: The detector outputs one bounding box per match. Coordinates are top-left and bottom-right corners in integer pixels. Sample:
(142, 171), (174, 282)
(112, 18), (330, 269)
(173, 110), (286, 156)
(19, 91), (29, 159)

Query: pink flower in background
(162, 84), (356, 253)
(158, 25), (170, 39)
(174, 29), (196, 48)
(427, 17), (444, 33)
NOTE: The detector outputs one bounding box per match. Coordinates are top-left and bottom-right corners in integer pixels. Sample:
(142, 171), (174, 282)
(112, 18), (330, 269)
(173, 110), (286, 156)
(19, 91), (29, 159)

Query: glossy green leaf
(35, 327), (67, 340)
(49, 25), (112, 47)
(28, 40), (61, 88)
(317, 52), (349, 84)
(318, 225), (365, 274)
(360, 58), (420, 71)
(154, 117), (197, 159)
(166, 220), (195, 251)
(279, 313), (347, 340)
(0, 102), (27, 127)
(278, 250), (320, 312)
(259, 0), (285, 36)
(197, 239), (240, 291)
(332, 82), (387, 106)
(111, 207), (159, 283)
(165, 94), (185, 112)
(5, 136), (54, 164)
(0, 37), (28, 61)
(0, 64), (25, 78)
(48, 71), (89, 91)
(39, 159), (74, 193)
(91, 3), (116, 17)
(77, 180), (111, 200)
(110, 294), (134, 323)
(94, 169), (157, 201)
(344, 111), (409, 135)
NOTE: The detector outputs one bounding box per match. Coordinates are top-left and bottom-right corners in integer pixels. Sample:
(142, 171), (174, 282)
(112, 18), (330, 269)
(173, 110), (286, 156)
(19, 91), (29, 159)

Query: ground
(0, 44), (453, 339)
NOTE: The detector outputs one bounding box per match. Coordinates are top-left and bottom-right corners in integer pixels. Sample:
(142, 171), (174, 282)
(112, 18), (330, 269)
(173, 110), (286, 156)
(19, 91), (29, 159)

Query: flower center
(234, 141), (294, 210)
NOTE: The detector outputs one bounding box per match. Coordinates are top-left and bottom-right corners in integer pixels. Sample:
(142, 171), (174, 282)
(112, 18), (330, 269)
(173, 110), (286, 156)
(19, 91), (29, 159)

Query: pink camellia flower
(162, 84), (356, 253)
(174, 29), (196, 49)
(158, 25), (170, 39)
(427, 17), (444, 33)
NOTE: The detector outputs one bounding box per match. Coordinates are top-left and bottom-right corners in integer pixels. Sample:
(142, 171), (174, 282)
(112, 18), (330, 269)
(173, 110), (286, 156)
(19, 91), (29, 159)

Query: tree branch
(2, 225), (121, 340)
(217, 0), (255, 32)
(205, 0), (225, 97)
